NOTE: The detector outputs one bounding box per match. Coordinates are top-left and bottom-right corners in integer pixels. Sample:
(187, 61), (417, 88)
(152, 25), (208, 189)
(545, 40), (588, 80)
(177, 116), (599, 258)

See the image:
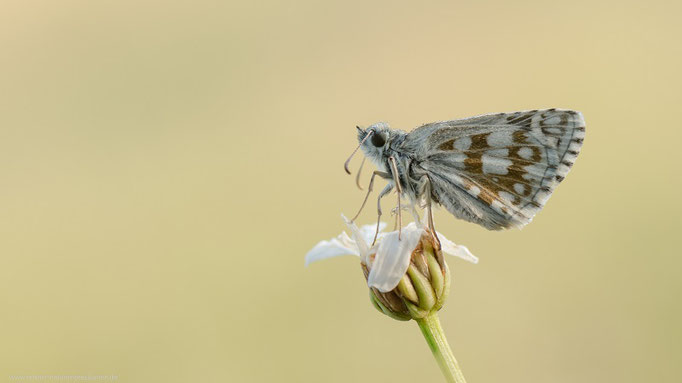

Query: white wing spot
(522, 173), (541, 182)
(486, 148), (509, 157)
(517, 147), (533, 160)
(454, 137), (472, 150)
(514, 183), (526, 194)
(469, 186), (481, 197)
(498, 191), (515, 204)
(487, 131), (513, 147)
(450, 153), (468, 163)
(482, 155), (511, 175)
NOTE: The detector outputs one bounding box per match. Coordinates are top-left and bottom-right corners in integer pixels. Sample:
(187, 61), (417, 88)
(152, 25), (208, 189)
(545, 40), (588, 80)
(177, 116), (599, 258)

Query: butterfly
(344, 109), (585, 235)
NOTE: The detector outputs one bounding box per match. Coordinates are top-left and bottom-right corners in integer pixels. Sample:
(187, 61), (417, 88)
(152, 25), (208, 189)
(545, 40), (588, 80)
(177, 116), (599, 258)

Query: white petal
(341, 214), (374, 263)
(367, 223), (424, 292)
(336, 231), (357, 249)
(304, 237), (360, 267)
(359, 222), (387, 245)
(437, 231), (479, 264)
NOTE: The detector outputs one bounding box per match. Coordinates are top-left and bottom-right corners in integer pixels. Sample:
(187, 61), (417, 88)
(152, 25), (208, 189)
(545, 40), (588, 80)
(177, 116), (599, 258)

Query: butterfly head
(357, 122), (391, 162)
(344, 123), (394, 175)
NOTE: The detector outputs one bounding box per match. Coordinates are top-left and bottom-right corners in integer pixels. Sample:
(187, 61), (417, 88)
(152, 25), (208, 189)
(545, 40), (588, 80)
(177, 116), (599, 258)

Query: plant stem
(416, 313), (467, 383)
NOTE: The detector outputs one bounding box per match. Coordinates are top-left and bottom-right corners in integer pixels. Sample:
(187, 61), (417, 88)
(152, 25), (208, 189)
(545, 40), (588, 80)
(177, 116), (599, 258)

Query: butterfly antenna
(344, 129), (372, 175)
(355, 157), (366, 190)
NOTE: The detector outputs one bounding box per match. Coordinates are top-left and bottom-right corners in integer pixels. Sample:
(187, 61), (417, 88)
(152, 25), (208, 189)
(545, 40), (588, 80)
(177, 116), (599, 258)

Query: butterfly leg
(351, 170), (391, 222)
(421, 175), (441, 247)
(372, 183), (394, 246)
(423, 176), (435, 232)
(388, 156), (403, 240)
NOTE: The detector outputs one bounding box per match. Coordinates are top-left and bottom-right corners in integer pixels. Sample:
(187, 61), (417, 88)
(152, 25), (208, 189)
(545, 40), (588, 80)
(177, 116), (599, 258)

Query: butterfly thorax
(358, 123), (423, 204)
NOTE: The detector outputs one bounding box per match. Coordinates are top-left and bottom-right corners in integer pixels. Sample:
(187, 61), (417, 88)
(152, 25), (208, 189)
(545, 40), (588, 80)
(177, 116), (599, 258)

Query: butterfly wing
(404, 109), (585, 230)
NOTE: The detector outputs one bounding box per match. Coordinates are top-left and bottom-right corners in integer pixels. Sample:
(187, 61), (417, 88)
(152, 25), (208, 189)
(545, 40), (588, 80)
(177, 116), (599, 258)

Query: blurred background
(1, 0), (680, 382)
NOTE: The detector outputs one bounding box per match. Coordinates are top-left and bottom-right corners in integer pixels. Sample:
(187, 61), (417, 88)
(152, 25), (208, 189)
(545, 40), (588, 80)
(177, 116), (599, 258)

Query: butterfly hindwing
(407, 109), (585, 229)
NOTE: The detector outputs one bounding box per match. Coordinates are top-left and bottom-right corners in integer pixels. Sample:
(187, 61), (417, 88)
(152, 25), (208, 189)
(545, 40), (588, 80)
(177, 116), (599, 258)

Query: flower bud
(362, 228), (451, 321)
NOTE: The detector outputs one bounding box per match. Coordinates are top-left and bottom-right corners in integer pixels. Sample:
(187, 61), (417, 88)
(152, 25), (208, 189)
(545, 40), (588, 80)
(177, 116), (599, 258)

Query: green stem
(416, 313), (467, 383)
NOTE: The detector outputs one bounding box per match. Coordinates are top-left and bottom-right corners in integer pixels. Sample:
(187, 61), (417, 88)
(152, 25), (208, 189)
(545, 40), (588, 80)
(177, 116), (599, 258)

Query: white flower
(305, 215), (478, 293)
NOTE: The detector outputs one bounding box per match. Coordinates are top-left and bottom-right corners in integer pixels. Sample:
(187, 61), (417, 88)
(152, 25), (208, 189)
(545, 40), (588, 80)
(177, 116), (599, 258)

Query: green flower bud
(363, 228), (451, 321)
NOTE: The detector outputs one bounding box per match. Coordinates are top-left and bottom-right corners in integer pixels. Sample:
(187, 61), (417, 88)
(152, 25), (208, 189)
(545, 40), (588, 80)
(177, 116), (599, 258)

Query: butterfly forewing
(409, 109), (585, 229)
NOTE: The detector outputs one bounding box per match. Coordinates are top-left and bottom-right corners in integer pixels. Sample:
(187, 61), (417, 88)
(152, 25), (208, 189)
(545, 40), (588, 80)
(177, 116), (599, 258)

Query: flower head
(306, 215), (477, 320)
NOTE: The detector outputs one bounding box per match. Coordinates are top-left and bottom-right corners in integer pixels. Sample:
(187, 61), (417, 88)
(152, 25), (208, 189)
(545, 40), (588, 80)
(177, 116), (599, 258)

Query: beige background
(1, 1), (680, 382)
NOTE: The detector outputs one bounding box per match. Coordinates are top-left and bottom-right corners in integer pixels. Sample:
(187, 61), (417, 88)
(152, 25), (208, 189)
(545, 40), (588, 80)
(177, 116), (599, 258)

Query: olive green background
(1, 1), (680, 382)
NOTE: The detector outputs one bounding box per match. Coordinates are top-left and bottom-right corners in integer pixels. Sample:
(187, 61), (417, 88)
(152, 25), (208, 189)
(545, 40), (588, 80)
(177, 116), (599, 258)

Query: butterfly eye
(371, 133), (386, 147)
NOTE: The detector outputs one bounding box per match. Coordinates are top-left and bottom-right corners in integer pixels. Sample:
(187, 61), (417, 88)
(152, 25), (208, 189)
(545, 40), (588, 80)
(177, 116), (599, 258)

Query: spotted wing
(407, 109), (585, 230)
